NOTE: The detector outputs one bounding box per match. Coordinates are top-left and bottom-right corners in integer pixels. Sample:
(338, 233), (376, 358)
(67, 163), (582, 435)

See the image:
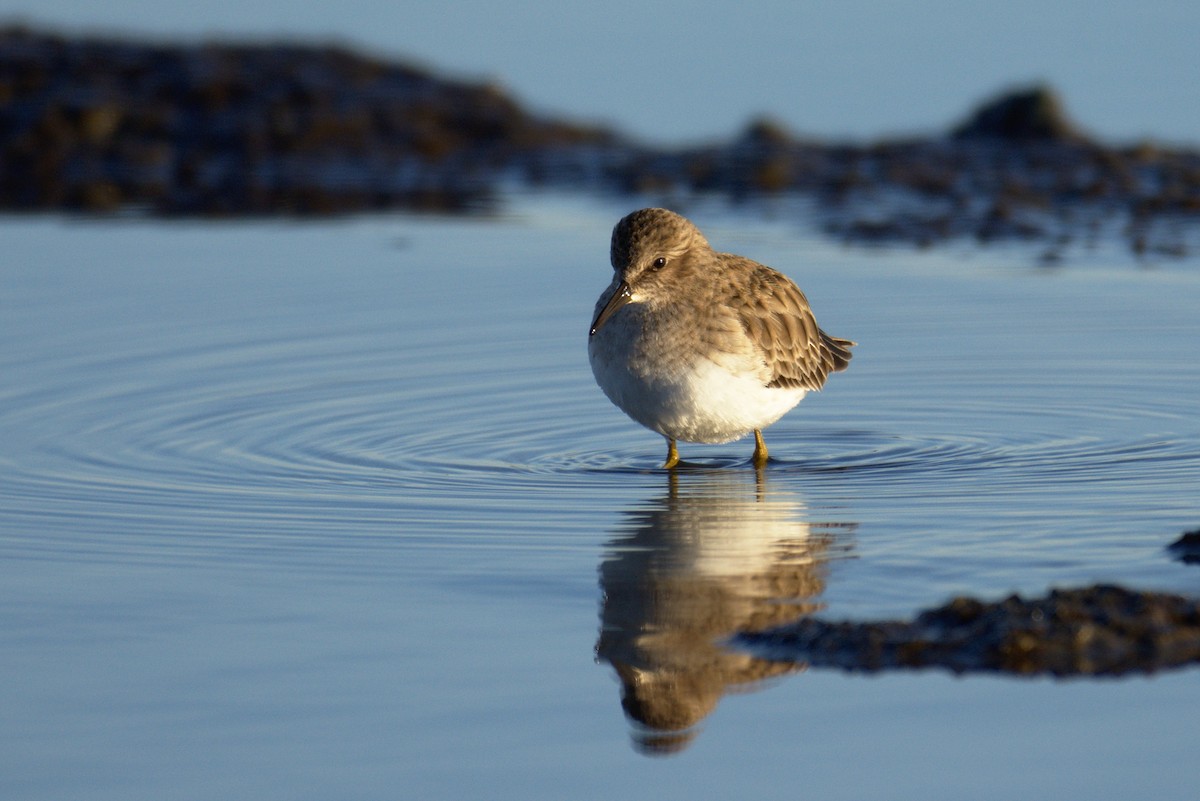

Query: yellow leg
(751, 429), (769, 467)
(663, 438), (680, 470)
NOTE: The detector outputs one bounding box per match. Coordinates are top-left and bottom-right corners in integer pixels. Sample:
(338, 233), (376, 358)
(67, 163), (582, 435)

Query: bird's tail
(821, 332), (855, 373)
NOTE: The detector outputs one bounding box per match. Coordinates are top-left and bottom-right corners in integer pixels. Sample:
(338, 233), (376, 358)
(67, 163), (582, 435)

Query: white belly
(589, 327), (807, 443)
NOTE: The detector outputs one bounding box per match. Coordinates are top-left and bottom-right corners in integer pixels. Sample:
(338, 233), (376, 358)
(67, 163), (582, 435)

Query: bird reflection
(596, 468), (852, 756)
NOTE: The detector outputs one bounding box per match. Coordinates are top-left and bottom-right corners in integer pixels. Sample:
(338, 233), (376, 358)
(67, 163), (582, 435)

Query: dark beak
(589, 281), (632, 336)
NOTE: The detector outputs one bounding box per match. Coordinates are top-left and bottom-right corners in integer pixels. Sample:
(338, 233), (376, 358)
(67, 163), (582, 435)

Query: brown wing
(725, 256), (855, 391)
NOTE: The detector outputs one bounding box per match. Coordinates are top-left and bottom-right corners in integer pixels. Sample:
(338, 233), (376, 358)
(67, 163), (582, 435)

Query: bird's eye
(651, 257), (667, 270)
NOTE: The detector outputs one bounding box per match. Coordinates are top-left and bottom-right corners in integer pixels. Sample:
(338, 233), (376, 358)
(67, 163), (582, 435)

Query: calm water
(2, 197), (1199, 799)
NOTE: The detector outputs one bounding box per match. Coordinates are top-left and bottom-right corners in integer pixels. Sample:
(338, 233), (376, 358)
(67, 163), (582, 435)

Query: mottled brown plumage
(720, 254), (855, 391)
(588, 208), (854, 467)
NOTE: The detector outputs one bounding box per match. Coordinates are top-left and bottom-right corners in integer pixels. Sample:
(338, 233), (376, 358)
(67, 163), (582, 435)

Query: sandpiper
(588, 208), (854, 468)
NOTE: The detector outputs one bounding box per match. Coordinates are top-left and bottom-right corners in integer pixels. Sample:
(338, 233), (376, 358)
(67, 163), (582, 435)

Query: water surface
(2, 198), (1198, 799)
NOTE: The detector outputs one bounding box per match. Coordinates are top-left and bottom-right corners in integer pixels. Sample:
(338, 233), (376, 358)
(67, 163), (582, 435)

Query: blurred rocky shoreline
(3, 25), (1199, 258)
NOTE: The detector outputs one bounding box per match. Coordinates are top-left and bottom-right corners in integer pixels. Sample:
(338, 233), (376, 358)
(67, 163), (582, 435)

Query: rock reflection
(596, 469), (852, 756)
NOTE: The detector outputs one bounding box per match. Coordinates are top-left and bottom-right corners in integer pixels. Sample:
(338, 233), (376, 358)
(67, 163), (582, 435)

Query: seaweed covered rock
(952, 85), (1087, 142)
(0, 25), (615, 214)
(1168, 529), (1200, 565)
(740, 585), (1200, 677)
(2, 27), (1199, 260)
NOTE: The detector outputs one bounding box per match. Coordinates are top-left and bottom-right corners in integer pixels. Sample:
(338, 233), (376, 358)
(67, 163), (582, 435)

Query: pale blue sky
(4, 1), (1197, 145)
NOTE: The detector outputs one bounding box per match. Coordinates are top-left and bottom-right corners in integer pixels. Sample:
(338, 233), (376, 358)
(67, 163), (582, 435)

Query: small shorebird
(588, 208), (854, 468)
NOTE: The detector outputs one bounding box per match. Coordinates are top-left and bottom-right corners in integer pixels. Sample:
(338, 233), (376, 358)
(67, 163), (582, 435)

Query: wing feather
(722, 255), (855, 391)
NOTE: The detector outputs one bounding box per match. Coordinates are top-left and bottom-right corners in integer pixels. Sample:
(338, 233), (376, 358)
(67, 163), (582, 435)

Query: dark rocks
(0, 25), (615, 215)
(952, 85), (1086, 143)
(1168, 529), (1200, 565)
(738, 585), (1200, 677)
(2, 27), (1199, 259)
(591, 90), (1200, 259)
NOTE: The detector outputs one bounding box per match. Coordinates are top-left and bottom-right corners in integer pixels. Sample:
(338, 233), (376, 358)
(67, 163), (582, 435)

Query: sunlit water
(2, 197), (1199, 799)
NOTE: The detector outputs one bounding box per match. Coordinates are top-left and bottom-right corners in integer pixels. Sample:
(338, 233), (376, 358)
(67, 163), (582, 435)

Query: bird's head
(590, 208), (711, 336)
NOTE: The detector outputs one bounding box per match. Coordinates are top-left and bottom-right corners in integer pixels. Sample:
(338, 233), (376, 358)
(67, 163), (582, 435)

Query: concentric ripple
(4, 303), (1198, 533)
(2, 214), (1199, 587)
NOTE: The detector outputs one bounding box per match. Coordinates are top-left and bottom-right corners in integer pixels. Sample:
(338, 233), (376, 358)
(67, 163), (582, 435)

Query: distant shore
(3, 25), (1199, 259)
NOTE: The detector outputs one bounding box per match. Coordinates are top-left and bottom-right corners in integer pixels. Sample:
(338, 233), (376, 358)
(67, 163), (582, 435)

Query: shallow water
(2, 197), (1199, 799)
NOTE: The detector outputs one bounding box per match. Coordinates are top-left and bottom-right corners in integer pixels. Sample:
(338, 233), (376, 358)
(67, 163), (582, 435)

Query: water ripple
(3, 218), (1199, 584)
(5, 323), (1198, 518)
